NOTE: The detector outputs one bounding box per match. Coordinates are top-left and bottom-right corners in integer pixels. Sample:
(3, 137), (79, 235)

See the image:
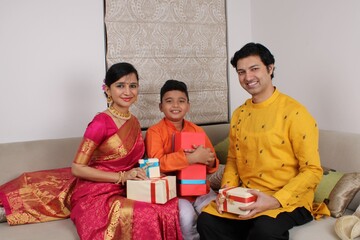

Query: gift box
(177, 164), (207, 196)
(173, 132), (206, 151)
(173, 132), (208, 196)
(218, 187), (257, 215)
(126, 176), (176, 204)
(139, 158), (160, 178)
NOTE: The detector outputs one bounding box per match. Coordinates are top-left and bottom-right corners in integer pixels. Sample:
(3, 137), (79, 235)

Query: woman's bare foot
(0, 207), (6, 223)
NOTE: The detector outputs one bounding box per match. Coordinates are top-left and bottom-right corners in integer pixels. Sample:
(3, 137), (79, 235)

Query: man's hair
(230, 42), (275, 79)
(160, 79), (189, 103)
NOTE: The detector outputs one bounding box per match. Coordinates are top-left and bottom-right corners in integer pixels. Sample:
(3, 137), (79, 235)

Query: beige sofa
(1, 123), (360, 240)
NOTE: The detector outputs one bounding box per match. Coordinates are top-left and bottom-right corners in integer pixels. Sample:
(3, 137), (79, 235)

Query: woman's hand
(125, 167), (148, 181)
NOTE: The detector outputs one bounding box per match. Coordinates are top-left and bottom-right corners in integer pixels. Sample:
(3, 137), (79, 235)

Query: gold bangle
(121, 171), (126, 185)
(115, 171), (124, 184)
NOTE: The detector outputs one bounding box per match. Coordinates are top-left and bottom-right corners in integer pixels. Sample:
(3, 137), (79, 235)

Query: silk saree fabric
(0, 113), (182, 240)
(0, 167), (74, 225)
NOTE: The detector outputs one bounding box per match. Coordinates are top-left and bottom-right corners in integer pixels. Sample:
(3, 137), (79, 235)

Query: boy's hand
(186, 145), (215, 166)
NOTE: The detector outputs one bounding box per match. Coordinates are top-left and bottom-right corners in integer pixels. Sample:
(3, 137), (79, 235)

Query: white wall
(249, 0), (360, 134)
(226, 0), (252, 114)
(1, 0), (359, 143)
(0, 0), (106, 143)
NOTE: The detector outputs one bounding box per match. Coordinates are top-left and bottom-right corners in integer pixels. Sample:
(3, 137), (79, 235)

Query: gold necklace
(108, 105), (131, 120)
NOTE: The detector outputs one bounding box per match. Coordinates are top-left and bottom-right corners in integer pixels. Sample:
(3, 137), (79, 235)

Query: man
(197, 42), (323, 240)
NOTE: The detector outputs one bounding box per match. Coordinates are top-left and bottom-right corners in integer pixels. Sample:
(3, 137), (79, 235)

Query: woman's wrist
(115, 171), (126, 185)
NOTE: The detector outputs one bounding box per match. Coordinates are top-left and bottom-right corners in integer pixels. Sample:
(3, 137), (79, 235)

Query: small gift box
(218, 187), (257, 215)
(177, 164), (207, 196)
(139, 158), (160, 178)
(126, 176), (176, 204)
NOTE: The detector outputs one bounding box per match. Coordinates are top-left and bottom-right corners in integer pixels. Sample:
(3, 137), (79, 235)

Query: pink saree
(0, 113), (182, 240)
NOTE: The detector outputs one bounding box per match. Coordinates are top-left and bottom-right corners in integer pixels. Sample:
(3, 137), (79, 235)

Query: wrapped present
(139, 158), (160, 178)
(177, 164), (208, 196)
(173, 132), (208, 196)
(173, 132), (206, 151)
(126, 176), (176, 204)
(218, 187), (257, 215)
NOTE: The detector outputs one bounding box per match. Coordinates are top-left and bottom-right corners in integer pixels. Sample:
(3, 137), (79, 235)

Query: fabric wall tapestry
(104, 0), (228, 128)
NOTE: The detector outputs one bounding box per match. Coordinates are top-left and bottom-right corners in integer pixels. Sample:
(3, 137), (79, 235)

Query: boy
(145, 79), (220, 240)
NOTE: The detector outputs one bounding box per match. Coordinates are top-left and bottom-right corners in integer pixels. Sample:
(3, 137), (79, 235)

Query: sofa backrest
(1, 124), (359, 184)
(319, 129), (360, 173)
(0, 137), (82, 183)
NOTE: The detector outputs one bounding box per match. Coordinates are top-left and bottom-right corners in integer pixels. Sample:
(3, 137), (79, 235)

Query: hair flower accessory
(102, 79), (107, 91)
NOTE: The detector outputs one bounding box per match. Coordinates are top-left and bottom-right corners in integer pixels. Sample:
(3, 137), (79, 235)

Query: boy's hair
(160, 79), (189, 103)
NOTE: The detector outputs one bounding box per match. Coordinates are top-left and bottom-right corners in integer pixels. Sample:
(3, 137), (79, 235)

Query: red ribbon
(150, 176), (169, 203)
(221, 187), (256, 212)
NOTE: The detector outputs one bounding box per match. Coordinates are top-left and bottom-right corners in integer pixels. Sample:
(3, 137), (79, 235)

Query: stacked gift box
(126, 176), (177, 204)
(139, 158), (161, 178)
(127, 130), (211, 203)
(173, 132), (208, 196)
(126, 158), (176, 204)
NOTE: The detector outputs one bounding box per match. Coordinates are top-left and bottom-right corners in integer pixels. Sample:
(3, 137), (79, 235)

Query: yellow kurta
(203, 89), (323, 219)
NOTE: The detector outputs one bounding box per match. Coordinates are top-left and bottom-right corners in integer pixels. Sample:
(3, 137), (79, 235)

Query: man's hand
(236, 189), (281, 218)
(215, 184), (229, 214)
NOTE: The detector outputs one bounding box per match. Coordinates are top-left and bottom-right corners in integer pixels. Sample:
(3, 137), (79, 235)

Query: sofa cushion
(207, 164), (225, 191)
(314, 167), (344, 203)
(214, 137), (229, 164)
(328, 172), (360, 218)
(315, 167), (360, 218)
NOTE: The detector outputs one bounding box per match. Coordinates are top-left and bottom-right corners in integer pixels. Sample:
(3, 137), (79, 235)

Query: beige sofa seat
(1, 124), (360, 240)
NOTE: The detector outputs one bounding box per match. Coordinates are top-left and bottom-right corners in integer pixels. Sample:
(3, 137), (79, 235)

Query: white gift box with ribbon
(139, 158), (160, 178)
(126, 176), (176, 204)
(218, 187), (257, 215)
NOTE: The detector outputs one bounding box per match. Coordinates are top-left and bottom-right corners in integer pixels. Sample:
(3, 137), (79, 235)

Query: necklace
(108, 105), (131, 120)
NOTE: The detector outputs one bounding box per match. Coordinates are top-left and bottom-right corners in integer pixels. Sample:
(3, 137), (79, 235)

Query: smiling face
(236, 55), (275, 103)
(159, 90), (190, 125)
(105, 73), (139, 113)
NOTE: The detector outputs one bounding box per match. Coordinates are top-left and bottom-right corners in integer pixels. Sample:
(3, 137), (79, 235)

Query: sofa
(1, 123), (360, 240)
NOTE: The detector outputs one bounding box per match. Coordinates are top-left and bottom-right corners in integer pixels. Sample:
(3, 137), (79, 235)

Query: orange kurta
(145, 118), (219, 174)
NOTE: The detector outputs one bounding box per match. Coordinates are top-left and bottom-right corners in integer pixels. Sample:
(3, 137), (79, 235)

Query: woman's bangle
(121, 171), (126, 185)
(115, 171), (125, 185)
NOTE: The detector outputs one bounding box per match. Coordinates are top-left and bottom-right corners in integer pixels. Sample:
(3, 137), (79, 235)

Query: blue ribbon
(179, 179), (206, 184)
(140, 160), (159, 177)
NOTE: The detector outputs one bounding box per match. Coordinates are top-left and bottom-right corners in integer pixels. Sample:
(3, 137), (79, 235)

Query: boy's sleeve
(204, 134), (219, 174)
(145, 127), (189, 173)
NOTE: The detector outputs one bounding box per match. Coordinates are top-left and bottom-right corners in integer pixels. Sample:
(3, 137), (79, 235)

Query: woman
(0, 62), (183, 240)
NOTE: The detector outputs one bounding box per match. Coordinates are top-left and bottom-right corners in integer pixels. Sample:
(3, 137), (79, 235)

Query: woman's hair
(230, 42), (275, 79)
(160, 79), (189, 103)
(104, 62), (139, 87)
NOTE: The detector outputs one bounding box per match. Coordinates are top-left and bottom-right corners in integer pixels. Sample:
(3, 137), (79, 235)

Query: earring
(107, 96), (112, 104)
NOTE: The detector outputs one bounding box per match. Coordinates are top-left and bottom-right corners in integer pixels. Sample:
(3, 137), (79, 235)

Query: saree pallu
(0, 167), (74, 225)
